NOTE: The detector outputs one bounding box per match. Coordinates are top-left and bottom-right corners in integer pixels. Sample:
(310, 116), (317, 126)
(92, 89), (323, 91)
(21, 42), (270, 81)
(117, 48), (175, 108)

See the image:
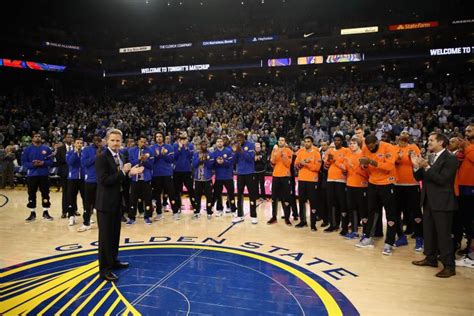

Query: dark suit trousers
(97, 210), (122, 275)
(60, 174), (68, 214)
(423, 200), (455, 267)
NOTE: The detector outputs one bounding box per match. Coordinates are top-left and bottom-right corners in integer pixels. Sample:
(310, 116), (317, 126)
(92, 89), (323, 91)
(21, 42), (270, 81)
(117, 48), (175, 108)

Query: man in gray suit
(412, 132), (458, 278)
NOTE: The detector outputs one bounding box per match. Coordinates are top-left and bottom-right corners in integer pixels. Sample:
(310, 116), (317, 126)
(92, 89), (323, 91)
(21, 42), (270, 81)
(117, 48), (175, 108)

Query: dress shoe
(101, 272), (118, 282)
(295, 222), (308, 228)
(114, 261), (129, 269)
(323, 226), (338, 233)
(435, 267), (456, 278)
(285, 219), (292, 226)
(412, 259), (438, 267)
(267, 217), (277, 225)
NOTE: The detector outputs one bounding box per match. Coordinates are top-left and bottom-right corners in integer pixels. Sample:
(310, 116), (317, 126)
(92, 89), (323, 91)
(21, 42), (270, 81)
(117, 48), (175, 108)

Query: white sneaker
(251, 217), (258, 225)
(68, 216), (75, 226)
(90, 219), (95, 224)
(216, 211), (223, 217)
(232, 217), (244, 224)
(193, 213), (201, 219)
(154, 214), (163, 221)
(77, 224), (91, 232)
(355, 237), (375, 248)
(455, 256), (474, 268)
(173, 213), (181, 221)
(382, 243), (393, 256)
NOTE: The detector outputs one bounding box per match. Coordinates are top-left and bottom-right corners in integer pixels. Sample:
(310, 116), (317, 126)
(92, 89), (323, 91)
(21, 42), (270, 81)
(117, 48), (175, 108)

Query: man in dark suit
(95, 129), (143, 282)
(56, 134), (75, 218)
(412, 132), (458, 278)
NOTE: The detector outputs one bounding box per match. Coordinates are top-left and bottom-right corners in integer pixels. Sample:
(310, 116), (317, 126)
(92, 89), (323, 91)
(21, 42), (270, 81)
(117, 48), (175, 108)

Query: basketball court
(0, 189), (472, 315)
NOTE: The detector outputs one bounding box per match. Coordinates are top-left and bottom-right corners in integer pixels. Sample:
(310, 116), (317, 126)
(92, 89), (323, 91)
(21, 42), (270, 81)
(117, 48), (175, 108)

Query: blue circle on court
(0, 244), (359, 315)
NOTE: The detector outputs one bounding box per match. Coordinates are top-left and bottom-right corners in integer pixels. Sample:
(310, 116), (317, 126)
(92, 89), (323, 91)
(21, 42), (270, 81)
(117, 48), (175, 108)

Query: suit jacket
(55, 145), (69, 178)
(95, 149), (128, 213)
(414, 150), (458, 211)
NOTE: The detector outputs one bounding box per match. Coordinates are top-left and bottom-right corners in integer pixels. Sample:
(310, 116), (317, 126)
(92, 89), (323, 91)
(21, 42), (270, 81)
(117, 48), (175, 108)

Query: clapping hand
(139, 153), (150, 161)
(123, 163), (132, 173)
(33, 160), (44, 167)
(129, 165), (144, 176)
(359, 157), (370, 167)
(415, 156), (429, 169)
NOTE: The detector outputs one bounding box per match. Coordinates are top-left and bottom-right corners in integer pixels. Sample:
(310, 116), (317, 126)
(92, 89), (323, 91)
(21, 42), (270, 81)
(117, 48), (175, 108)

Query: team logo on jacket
(223, 154), (227, 158)
(244, 147), (248, 151)
(41, 150), (47, 155)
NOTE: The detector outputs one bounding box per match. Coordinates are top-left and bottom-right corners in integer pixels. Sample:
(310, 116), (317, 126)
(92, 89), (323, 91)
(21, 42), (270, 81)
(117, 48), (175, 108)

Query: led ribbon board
(0, 58), (66, 72)
(325, 54), (364, 63)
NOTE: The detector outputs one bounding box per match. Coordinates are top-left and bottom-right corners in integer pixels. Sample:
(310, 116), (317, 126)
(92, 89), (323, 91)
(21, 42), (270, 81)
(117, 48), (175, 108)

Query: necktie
(113, 153), (124, 192)
(428, 153), (436, 166)
(113, 154), (121, 171)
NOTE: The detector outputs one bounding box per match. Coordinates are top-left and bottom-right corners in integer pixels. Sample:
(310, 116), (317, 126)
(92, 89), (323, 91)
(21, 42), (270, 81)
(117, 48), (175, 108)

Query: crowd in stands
(1, 79), (472, 171)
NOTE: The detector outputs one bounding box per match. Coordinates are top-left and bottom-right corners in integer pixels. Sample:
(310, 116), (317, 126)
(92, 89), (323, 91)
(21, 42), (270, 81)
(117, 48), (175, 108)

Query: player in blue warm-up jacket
(65, 138), (85, 226)
(232, 132), (258, 224)
(126, 135), (154, 225)
(78, 134), (104, 232)
(211, 136), (236, 216)
(192, 139), (215, 219)
(151, 132), (180, 220)
(21, 133), (54, 222)
(173, 132), (197, 211)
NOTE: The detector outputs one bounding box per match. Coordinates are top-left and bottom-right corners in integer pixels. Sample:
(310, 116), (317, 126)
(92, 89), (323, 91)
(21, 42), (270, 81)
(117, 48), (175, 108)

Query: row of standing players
(21, 127), (474, 275)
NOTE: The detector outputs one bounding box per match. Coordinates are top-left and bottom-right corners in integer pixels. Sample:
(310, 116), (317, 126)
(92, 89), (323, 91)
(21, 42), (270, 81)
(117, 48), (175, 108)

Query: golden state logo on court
(0, 241), (359, 315)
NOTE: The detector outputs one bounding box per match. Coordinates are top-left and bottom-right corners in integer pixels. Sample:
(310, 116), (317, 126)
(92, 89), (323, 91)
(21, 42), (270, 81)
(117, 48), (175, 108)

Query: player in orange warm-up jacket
(294, 135), (322, 231)
(268, 137), (293, 225)
(454, 124), (474, 268)
(323, 134), (349, 233)
(356, 135), (399, 256)
(394, 131), (423, 252)
(341, 136), (368, 239)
